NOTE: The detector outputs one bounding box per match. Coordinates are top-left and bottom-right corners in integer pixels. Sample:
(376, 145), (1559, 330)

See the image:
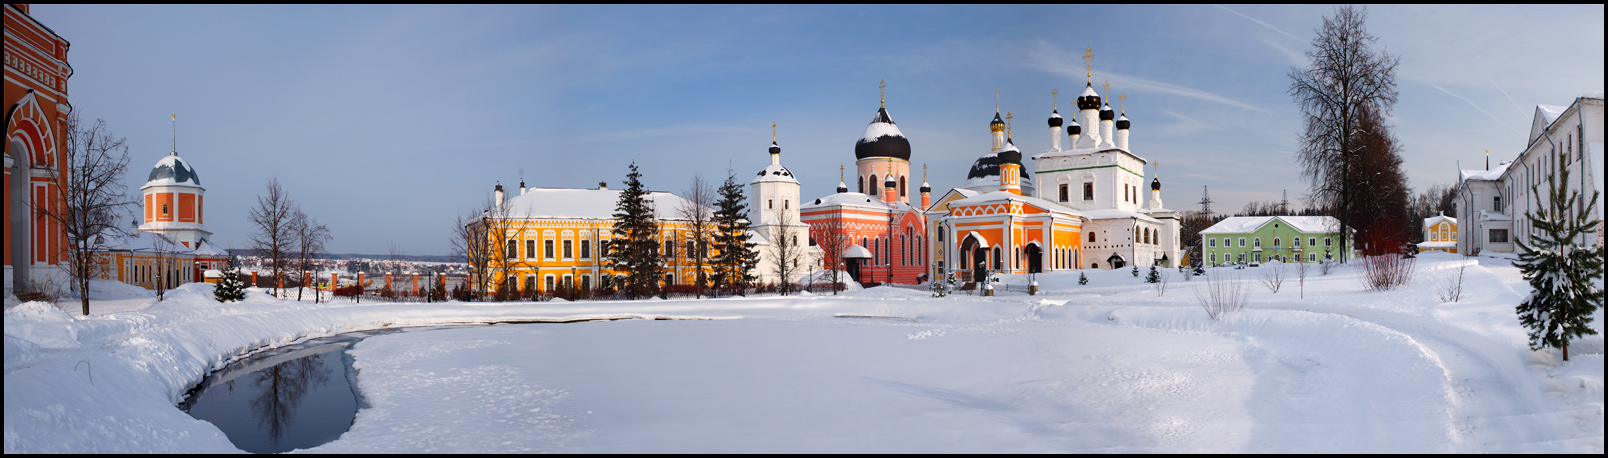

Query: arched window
(858, 176), (865, 194)
(870, 175), (879, 195)
(899, 176), (906, 198)
(992, 246), (1002, 270)
(873, 238), (880, 265)
(1273, 238), (1281, 249)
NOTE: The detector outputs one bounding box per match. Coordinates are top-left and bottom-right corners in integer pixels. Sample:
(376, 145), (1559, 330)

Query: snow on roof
(1418, 241), (1456, 248)
(192, 239), (228, 256)
(1201, 216), (1341, 235)
(1079, 208), (1161, 224)
(802, 192), (889, 210)
(861, 121), (905, 143)
(1423, 214), (1456, 226)
(750, 164), (799, 184)
(142, 154), (203, 189)
(1460, 160), (1511, 182)
(1479, 210), (1511, 221)
(95, 229), (194, 254)
(843, 244), (872, 258)
(949, 191), (1078, 217)
(746, 230), (769, 246)
(1536, 104), (1566, 126)
(500, 188), (704, 220)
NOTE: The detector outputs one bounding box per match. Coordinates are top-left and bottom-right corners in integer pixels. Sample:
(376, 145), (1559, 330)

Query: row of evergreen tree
(606, 162), (759, 299)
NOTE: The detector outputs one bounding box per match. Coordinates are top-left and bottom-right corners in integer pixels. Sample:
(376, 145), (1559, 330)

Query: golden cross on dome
(1120, 92), (1127, 113)
(1102, 81), (1110, 100)
(1005, 111), (1013, 136)
(995, 89), (1001, 112)
(170, 113), (176, 154)
(923, 164), (928, 182)
(840, 164), (844, 182)
(772, 122), (777, 142)
(1052, 88), (1059, 110)
(1082, 47), (1095, 81)
(879, 79), (886, 107)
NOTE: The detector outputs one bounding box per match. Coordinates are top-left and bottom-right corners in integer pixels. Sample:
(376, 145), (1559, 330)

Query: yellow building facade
(475, 183), (716, 295)
(1419, 214), (1457, 253)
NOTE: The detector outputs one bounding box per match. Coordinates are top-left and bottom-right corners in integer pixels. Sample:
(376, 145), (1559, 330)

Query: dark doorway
(1026, 244), (1043, 273)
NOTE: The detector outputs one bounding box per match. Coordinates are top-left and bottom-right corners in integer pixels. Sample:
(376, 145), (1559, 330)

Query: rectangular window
(1309, 253), (1316, 262)
(544, 240), (555, 258)
(526, 240), (536, 259)
(1309, 237), (1316, 247)
(1489, 229), (1508, 243)
(1237, 253), (1245, 263)
(1210, 253), (1217, 263)
(665, 240), (675, 258)
(563, 240), (573, 259)
(1059, 184), (1069, 202)
(1493, 195), (1502, 212)
(1325, 237), (1332, 247)
(600, 240), (611, 257)
(1083, 182), (1094, 201)
(1209, 238), (1216, 247)
(581, 240), (591, 259)
(1239, 238), (1246, 247)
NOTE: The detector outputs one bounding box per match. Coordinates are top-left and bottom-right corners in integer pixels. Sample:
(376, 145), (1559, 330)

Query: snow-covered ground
(4, 252), (1602, 453)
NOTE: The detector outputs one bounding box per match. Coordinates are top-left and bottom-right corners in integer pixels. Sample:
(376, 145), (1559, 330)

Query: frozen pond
(177, 330), (398, 453)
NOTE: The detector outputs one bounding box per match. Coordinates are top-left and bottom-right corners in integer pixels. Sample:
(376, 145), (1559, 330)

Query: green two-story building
(1199, 216), (1356, 265)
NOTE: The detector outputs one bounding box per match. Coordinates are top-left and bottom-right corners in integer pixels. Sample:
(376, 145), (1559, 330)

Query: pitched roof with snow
(1200, 216), (1342, 235)
(499, 188), (704, 220)
(802, 192), (890, 210)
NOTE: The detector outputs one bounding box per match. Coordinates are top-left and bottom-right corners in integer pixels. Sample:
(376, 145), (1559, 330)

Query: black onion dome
(990, 112), (1005, 132)
(837, 181), (848, 193)
(966, 150), (1032, 181)
(1076, 83), (1102, 110)
(1099, 103), (1115, 121)
(1151, 176), (1161, 191)
(854, 106), (912, 161)
(920, 182), (931, 193)
(1116, 113), (1130, 130)
(884, 174), (897, 186)
(769, 141), (781, 155)
(1066, 118), (1082, 136)
(998, 138), (1022, 164)
(1048, 109), (1063, 127)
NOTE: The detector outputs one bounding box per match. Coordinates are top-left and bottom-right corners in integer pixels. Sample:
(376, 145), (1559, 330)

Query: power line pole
(1198, 185), (1214, 219)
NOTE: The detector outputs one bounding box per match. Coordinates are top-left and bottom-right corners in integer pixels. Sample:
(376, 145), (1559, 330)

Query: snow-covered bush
(1436, 261), (1467, 303)
(1194, 270), (1249, 321)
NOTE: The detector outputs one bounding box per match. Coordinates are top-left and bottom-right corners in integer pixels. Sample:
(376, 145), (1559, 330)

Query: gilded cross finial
(1052, 88), (1059, 110)
(772, 122), (777, 142)
(1082, 47), (1095, 82)
(170, 113), (176, 154)
(1005, 111), (1013, 137)
(879, 79), (886, 107)
(840, 164), (844, 182)
(923, 164), (928, 182)
(1102, 81), (1110, 101)
(1120, 92), (1127, 114)
(995, 89), (1001, 112)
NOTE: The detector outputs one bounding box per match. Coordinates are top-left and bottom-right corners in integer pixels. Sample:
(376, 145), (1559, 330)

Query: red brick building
(5, 4), (72, 296)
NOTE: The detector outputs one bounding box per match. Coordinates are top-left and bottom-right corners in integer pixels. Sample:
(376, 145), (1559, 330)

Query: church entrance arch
(959, 233), (987, 284)
(1025, 243), (1043, 273)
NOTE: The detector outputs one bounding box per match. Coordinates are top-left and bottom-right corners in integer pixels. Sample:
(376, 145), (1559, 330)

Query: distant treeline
(226, 248), (456, 263)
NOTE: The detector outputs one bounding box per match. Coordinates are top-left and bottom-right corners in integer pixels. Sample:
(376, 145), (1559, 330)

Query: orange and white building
(90, 148), (228, 289)
(1419, 213), (1456, 254)
(5, 3), (72, 296)
(801, 96), (930, 285)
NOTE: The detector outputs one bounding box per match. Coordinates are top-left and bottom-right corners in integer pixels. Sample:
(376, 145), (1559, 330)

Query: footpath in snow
(3, 252), (1602, 453)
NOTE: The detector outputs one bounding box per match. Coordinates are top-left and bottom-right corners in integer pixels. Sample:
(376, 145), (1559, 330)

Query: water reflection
(181, 338), (359, 454)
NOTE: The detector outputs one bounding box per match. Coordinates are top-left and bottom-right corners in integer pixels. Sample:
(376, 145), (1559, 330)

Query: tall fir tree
(1513, 156), (1603, 361)
(214, 265), (246, 303)
(609, 162), (663, 299)
(711, 171), (759, 295)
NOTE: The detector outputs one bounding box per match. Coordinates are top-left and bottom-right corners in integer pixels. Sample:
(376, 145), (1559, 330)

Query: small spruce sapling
(1145, 265), (1161, 284)
(1078, 272), (1088, 285)
(1131, 265), (1139, 277)
(214, 268), (246, 303)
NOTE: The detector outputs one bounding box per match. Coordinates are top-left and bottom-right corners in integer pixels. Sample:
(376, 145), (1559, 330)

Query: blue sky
(32, 5), (1604, 255)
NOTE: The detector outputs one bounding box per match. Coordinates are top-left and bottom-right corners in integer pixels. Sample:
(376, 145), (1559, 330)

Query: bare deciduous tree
(1288, 4), (1400, 263)
(451, 199), (494, 302)
(1296, 258), (1310, 299)
(1259, 260), (1288, 293)
(150, 232), (181, 301)
(33, 112), (135, 315)
(290, 208), (332, 302)
(677, 175), (715, 298)
(768, 209), (804, 296)
(813, 216), (852, 295)
(248, 178), (298, 297)
(1437, 260), (1467, 303)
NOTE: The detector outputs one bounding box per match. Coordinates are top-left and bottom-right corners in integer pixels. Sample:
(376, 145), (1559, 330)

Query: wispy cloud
(1485, 76), (1529, 121)
(1214, 5), (1305, 45)
(1427, 83), (1522, 134)
(1029, 42), (1275, 114)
